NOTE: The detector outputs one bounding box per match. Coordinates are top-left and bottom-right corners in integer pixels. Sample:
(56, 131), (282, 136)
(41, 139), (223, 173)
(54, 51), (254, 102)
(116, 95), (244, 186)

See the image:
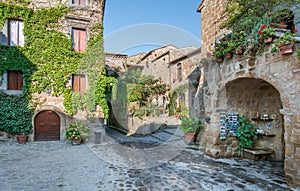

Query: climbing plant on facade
(0, 1), (112, 126)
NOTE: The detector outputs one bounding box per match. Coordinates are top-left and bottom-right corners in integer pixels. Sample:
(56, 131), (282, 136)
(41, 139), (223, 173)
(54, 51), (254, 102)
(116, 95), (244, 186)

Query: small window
(72, 74), (86, 92)
(8, 20), (24, 47)
(177, 63), (182, 80)
(7, 71), (23, 90)
(72, 28), (87, 53)
(72, 0), (87, 6)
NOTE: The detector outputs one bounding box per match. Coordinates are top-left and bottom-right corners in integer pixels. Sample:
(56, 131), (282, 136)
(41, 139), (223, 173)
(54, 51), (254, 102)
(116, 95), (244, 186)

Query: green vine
(0, 2), (112, 133)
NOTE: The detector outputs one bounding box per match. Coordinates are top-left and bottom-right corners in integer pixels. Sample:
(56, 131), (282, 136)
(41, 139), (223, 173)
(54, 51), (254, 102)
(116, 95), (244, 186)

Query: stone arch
(223, 77), (284, 160)
(31, 105), (67, 141)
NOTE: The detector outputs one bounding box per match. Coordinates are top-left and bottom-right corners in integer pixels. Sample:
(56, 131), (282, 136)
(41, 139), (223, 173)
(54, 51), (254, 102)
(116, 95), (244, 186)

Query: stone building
(128, 45), (200, 111)
(118, 45), (201, 135)
(197, 0), (300, 187)
(105, 52), (128, 75)
(0, 0), (106, 141)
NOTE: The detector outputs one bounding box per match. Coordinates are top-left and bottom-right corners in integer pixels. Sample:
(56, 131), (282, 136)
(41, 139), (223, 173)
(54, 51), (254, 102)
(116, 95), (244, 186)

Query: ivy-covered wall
(0, 1), (111, 135)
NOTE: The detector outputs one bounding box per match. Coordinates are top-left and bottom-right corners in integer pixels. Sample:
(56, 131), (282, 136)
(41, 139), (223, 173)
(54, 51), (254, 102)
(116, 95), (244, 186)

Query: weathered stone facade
(198, 0), (300, 187)
(0, 0), (106, 141)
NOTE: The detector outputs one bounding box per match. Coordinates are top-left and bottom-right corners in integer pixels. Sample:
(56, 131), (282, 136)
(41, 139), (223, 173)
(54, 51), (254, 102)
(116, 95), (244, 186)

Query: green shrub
(180, 116), (201, 134)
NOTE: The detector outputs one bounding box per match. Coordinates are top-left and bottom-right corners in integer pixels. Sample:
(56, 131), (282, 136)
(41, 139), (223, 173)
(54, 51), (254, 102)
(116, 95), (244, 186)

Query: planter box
(279, 43), (294, 54)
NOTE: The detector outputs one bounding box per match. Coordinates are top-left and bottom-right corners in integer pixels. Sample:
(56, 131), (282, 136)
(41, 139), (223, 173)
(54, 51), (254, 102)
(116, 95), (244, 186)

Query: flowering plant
(258, 24), (275, 40)
(66, 124), (81, 139)
(275, 31), (296, 46)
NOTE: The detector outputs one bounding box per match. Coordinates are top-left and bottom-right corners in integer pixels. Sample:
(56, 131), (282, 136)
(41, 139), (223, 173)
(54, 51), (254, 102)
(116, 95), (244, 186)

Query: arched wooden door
(34, 110), (60, 141)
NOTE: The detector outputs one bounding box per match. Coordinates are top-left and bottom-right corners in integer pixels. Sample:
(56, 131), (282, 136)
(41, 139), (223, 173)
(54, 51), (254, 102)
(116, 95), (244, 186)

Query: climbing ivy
(0, 2), (113, 128)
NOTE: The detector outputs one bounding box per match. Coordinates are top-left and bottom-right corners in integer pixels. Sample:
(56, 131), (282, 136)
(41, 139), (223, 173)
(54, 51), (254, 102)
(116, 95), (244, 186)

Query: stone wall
(198, 0), (300, 187)
(203, 44), (300, 186)
(197, 0), (227, 58)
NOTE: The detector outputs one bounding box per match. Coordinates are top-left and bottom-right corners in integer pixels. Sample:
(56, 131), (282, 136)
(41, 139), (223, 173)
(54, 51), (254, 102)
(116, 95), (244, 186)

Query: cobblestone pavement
(0, 126), (299, 191)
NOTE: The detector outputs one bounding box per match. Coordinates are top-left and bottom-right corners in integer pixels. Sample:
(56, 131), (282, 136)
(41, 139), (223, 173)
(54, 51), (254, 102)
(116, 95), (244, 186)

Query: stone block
(285, 144), (294, 156)
(291, 129), (300, 144)
(296, 147), (300, 159)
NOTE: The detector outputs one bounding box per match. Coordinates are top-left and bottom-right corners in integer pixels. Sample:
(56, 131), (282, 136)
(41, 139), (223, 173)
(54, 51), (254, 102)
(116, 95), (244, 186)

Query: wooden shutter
(177, 63), (182, 80)
(8, 71), (23, 90)
(72, 74), (86, 92)
(72, 74), (80, 92)
(72, 0), (86, 5)
(72, 28), (86, 53)
(79, 0), (86, 5)
(9, 20), (24, 47)
(79, 75), (86, 92)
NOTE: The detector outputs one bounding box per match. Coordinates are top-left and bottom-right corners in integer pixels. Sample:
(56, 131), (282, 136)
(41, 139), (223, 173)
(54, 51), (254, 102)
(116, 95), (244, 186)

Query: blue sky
(103, 0), (201, 56)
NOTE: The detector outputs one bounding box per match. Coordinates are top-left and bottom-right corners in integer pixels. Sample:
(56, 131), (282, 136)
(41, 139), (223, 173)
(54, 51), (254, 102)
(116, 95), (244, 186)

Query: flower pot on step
(184, 133), (197, 144)
(16, 135), (28, 144)
(71, 138), (82, 145)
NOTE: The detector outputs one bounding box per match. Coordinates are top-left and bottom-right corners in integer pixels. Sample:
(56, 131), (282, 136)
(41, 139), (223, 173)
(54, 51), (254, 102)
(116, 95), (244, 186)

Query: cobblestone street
(0, 126), (298, 191)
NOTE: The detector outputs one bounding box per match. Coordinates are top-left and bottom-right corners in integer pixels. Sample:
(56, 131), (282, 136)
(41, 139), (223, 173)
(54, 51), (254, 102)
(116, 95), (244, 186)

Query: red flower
(281, 22), (285, 25)
(261, 24), (267, 30)
(258, 31), (263, 35)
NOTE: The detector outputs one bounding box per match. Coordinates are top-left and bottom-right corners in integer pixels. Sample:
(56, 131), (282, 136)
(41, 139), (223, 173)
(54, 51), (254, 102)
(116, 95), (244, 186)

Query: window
(72, 0), (87, 6)
(7, 71), (23, 90)
(8, 20), (24, 47)
(72, 28), (87, 53)
(177, 63), (182, 80)
(72, 74), (86, 92)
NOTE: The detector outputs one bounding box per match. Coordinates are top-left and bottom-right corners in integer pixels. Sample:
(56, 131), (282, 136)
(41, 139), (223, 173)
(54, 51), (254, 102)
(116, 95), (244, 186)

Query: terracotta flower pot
(263, 36), (273, 44)
(16, 135), (28, 144)
(184, 133), (197, 144)
(71, 138), (82, 145)
(279, 43), (294, 54)
(216, 56), (224, 63)
(225, 52), (233, 59)
(235, 47), (244, 55)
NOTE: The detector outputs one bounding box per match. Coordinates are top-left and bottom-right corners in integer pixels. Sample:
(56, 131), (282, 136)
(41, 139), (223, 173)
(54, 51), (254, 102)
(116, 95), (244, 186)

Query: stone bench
(243, 147), (274, 161)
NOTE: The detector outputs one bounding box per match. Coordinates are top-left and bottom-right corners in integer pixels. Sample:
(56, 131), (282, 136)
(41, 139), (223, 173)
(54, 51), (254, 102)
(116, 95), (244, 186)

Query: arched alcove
(225, 78), (284, 161)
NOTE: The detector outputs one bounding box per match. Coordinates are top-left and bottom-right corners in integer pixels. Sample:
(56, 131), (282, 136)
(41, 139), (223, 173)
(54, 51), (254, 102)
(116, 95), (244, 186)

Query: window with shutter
(72, 0), (87, 6)
(72, 74), (86, 92)
(7, 71), (23, 90)
(177, 63), (182, 80)
(72, 28), (87, 53)
(8, 20), (24, 47)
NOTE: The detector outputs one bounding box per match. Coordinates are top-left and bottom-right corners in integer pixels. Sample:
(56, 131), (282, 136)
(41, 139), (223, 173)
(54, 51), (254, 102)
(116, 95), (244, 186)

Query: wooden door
(34, 110), (60, 141)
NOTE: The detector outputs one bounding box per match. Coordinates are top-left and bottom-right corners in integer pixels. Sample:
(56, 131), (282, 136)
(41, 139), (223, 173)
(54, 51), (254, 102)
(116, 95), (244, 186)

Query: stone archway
(34, 110), (60, 141)
(225, 78), (284, 161)
(32, 105), (67, 141)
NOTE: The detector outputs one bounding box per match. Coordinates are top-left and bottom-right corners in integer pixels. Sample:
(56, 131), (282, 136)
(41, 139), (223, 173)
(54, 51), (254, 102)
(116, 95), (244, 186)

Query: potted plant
(258, 24), (275, 44)
(235, 45), (245, 55)
(214, 42), (226, 62)
(236, 116), (258, 156)
(16, 126), (32, 144)
(66, 122), (90, 145)
(223, 41), (235, 59)
(272, 31), (296, 54)
(180, 116), (201, 144)
(270, 9), (294, 29)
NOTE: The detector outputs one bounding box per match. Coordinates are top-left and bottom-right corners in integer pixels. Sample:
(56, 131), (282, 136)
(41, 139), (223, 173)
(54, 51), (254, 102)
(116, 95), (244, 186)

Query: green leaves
(180, 116), (201, 134)
(236, 116), (258, 155)
(0, 92), (34, 134)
